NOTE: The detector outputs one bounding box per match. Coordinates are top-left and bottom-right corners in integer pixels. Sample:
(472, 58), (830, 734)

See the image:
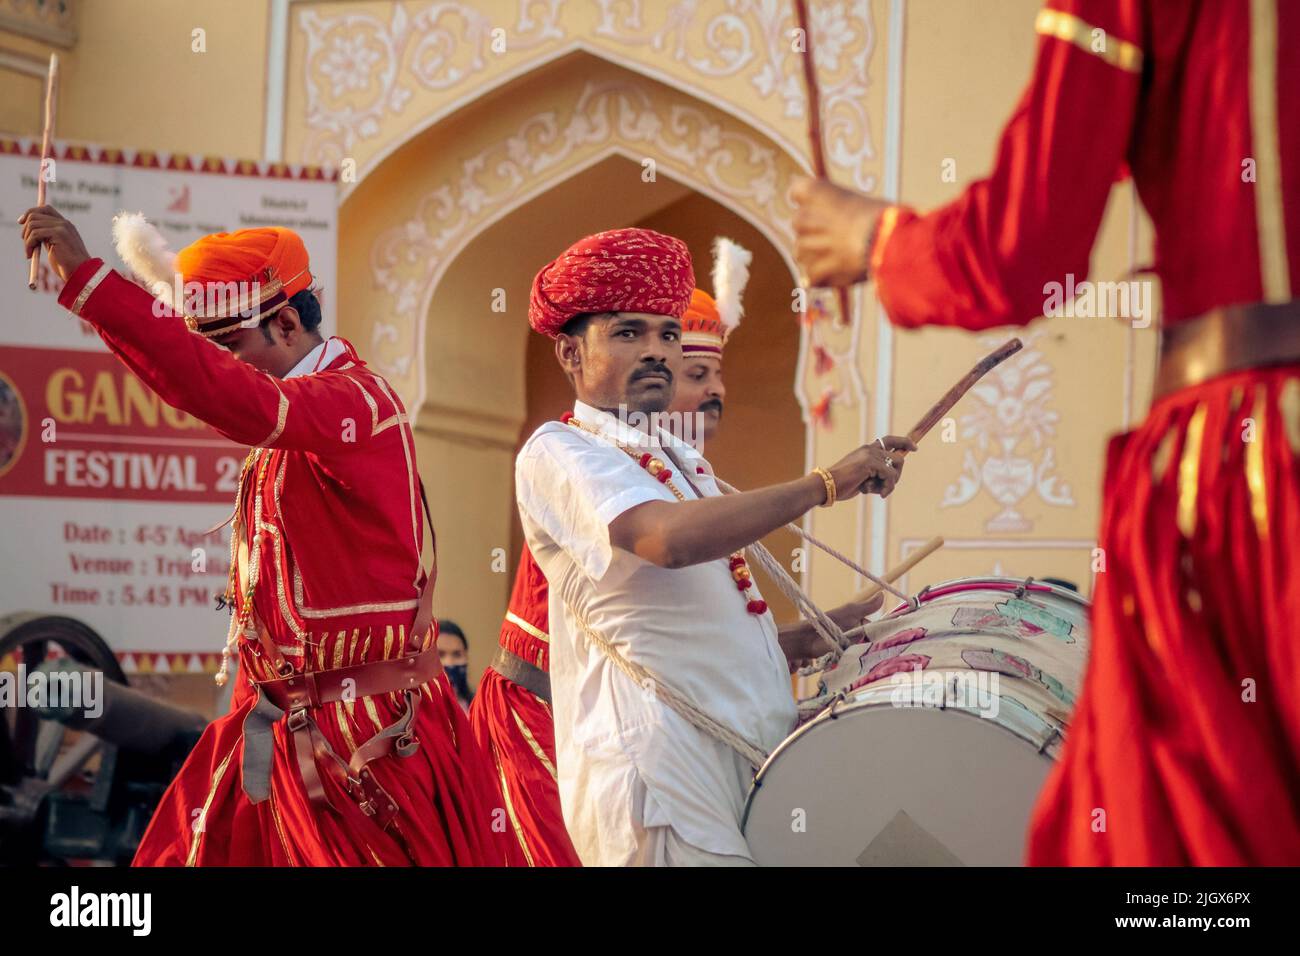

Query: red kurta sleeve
(58, 258), (381, 453)
(875, 0), (1146, 331)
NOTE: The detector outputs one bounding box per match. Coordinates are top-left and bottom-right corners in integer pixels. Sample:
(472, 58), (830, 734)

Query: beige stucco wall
(2, 0), (1158, 688)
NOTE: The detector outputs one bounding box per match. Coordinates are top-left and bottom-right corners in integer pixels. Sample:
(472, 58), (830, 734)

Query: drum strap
(564, 600), (770, 772)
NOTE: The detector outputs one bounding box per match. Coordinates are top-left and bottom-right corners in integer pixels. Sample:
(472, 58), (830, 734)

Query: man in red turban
(507, 227), (908, 865)
(790, 1), (1300, 865)
(470, 227), (698, 866)
(20, 204), (515, 866)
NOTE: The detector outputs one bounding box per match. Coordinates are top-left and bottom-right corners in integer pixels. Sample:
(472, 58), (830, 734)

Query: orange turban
(528, 227), (694, 337)
(681, 288), (725, 355)
(174, 227), (313, 337)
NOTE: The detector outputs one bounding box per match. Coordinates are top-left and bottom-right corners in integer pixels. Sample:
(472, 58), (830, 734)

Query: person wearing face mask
(436, 620), (474, 711)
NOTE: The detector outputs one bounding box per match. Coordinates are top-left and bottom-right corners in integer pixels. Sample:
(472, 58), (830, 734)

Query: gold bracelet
(812, 466), (836, 508)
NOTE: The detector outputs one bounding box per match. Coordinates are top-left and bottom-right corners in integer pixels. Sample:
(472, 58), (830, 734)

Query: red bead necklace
(562, 412), (768, 616)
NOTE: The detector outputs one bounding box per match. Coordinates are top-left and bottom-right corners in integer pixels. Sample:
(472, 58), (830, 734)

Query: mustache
(698, 398), (724, 415)
(632, 364), (673, 384)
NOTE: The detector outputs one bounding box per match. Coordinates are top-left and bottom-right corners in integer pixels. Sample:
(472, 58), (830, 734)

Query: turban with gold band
(112, 213), (314, 338)
(680, 237), (753, 356)
(528, 227), (694, 337)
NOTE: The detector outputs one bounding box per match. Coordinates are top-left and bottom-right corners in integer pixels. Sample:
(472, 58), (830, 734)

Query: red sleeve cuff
(57, 257), (108, 313)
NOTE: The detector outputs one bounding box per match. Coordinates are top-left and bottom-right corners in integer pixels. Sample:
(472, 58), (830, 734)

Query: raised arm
(794, 0), (1145, 330)
(23, 205), (379, 454)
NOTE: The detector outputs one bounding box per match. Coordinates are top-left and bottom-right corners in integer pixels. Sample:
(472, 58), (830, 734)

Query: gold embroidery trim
(1035, 9), (1142, 74)
(1245, 387), (1269, 540)
(373, 414), (406, 436)
(186, 744), (236, 866)
(291, 564), (419, 618)
(71, 263), (113, 315)
(269, 791), (296, 861)
(510, 703), (558, 782)
(505, 610), (550, 644)
(491, 742), (535, 866)
(345, 373), (380, 435)
(269, 455), (306, 642)
(1249, 0), (1291, 301)
(370, 374), (423, 587)
(256, 383), (290, 448)
(1151, 427), (1177, 482)
(1176, 404), (1208, 538)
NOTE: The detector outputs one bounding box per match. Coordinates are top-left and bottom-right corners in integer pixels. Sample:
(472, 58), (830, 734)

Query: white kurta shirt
(515, 400), (797, 864)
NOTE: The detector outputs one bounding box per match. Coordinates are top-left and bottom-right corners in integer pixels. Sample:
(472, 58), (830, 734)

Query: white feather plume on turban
(711, 236), (752, 334)
(111, 211), (179, 308)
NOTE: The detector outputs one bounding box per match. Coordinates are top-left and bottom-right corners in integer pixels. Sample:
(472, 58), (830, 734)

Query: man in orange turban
(20, 204), (516, 866)
(670, 237), (753, 446)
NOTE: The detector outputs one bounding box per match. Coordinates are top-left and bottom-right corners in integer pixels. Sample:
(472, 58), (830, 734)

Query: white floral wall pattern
(361, 77), (802, 400)
(298, 1), (566, 165)
(592, 0), (878, 190)
(293, 0), (876, 190)
(939, 331), (1077, 532)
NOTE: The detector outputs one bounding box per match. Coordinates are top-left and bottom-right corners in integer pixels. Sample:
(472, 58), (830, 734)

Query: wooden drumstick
(850, 535), (943, 604)
(857, 339), (1021, 496)
(792, 0), (854, 332)
(28, 53), (59, 291)
(904, 338), (1023, 447)
(838, 536), (944, 643)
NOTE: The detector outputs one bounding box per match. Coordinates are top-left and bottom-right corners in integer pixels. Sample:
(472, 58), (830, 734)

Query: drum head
(743, 703), (1052, 866)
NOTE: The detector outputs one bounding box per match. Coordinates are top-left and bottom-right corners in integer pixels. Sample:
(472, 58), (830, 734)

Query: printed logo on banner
(0, 371), (27, 480)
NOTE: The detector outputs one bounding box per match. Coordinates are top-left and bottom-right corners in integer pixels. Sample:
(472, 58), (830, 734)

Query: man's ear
(273, 305), (302, 342)
(555, 333), (582, 377)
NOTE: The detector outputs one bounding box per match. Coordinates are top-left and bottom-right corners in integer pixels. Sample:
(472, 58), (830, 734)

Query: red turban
(528, 228), (694, 337)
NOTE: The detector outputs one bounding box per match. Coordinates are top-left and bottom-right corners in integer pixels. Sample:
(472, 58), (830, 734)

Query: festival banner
(0, 138), (337, 663)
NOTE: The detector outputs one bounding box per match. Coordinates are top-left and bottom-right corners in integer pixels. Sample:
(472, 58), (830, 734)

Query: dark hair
(437, 619), (467, 648)
(259, 288), (323, 343)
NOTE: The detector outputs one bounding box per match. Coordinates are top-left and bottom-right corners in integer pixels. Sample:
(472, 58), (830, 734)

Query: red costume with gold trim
(57, 237), (515, 865)
(468, 544), (579, 866)
(871, 0), (1300, 864)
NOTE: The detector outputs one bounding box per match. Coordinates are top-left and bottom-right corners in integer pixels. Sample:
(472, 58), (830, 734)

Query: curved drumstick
(863, 339), (1023, 493)
(906, 339), (1023, 446)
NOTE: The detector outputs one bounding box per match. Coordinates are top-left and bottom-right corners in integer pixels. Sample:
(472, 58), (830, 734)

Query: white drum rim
(887, 575), (1089, 618)
(742, 692), (1061, 832)
(747, 575), (1090, 834)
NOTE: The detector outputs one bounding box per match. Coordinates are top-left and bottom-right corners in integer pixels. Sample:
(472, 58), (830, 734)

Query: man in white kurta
(516, 399), (796, 865)
(518, 227), (912, 865)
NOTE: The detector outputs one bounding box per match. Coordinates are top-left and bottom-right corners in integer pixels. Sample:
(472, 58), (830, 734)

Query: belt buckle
(286, 707), (309, 733)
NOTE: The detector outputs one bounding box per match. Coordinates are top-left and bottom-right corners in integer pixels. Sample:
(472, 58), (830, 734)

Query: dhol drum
(742, 577), (1089, 866)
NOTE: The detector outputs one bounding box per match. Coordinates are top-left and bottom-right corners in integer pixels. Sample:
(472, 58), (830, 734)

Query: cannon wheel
(0, 614), (126, 803)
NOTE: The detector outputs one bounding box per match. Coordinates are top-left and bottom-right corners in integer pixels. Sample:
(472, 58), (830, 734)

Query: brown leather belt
(1154, 299), (1300, 401)
(242, 640), (443, 829)
(490, 645), (551, 704)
